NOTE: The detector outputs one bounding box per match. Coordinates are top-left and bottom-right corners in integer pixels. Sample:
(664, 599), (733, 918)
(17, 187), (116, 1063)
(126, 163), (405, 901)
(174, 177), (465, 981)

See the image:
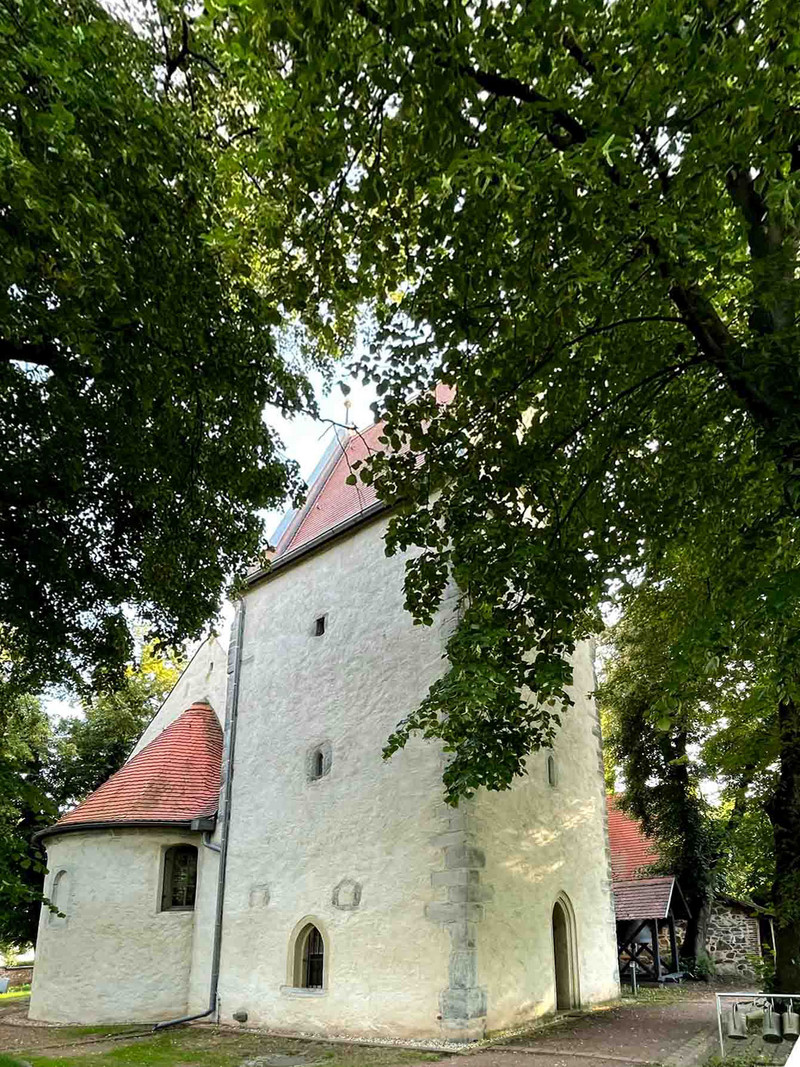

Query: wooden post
(668, 916), (679, 973)
(651, 919), (661, 979)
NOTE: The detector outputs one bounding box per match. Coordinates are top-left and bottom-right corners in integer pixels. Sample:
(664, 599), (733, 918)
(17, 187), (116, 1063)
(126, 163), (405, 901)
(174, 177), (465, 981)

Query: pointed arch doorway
(552, 893), (579, 1010)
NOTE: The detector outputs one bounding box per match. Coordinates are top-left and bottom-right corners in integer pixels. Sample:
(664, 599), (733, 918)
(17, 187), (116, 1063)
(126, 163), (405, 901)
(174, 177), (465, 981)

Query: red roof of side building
(606, 793), (661, 880)
(46, 703), (223, 836)
(612, 876), (678, 920)
(606, 795), (692, 921)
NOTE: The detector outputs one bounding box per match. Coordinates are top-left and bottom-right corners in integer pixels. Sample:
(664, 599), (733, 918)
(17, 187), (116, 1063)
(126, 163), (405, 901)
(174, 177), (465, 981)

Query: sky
(262, 368), (378, 541)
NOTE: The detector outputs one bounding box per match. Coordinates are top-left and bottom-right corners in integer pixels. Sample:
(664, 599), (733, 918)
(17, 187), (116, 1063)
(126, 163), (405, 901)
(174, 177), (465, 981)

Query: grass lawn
(0, 1025), (442, 1067)
(620, 982), (713, 1005)
(0, 988), (31, 1003)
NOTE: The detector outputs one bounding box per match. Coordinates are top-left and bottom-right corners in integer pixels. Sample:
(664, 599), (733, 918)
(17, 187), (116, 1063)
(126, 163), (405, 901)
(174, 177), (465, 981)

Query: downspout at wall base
(153, 600), (246, 1031)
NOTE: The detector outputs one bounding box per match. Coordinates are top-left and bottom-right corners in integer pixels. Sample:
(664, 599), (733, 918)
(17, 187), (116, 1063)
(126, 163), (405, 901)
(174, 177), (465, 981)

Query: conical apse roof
(49, 703), (223, 835)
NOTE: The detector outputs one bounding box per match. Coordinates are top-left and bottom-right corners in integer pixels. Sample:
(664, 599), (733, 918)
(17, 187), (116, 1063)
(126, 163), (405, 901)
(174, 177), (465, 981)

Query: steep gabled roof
(606, 794), (661, 880)
(275, 420), (386, 558)
(42, 703), (223, 838)
(612, 876), (678, 920)
(264, 383), (457, 570)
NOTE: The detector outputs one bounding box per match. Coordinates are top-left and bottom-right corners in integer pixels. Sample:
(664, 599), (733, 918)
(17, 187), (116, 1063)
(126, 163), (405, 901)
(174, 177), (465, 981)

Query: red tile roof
(278, 421), (385, 556)
(52, 703), (223, 833)
(612, 876), (677, 920)
(606, 796), (691, 920)
(275, 383), (456, 560)
(606, 794), (661, 880)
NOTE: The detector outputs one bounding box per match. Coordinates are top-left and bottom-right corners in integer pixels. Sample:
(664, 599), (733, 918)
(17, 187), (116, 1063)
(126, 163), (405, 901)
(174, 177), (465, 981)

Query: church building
(29, 420), (620, 1040)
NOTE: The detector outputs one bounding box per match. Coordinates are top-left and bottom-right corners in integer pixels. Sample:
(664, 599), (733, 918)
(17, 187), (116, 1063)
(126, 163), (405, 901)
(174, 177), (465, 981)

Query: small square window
(314, 616), (326, 637)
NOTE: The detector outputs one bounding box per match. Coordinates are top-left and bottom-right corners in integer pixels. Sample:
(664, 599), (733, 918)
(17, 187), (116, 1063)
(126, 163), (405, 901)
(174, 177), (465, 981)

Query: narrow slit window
(314, 616), (326, 637)
(307, 741), (331, 781)
(547, 754), (558, 787)
(161, 844), (198, 911)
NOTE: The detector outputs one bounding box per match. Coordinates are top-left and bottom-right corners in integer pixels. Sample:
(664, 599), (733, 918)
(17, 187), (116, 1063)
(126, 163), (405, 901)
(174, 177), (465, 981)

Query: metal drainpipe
(153, 600), (246, 1031)
(202, 832), (220, 854)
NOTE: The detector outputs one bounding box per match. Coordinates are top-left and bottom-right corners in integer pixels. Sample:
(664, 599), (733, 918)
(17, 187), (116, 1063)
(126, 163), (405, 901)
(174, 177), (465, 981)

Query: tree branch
(352, 0), (589, 151)
(549, 354), (703, 455)
(463, 66), (587, 148)
(725, 166), (778, 261)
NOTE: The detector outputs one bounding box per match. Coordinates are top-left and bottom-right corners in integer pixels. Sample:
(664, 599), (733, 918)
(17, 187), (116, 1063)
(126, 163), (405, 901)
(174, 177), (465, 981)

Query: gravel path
(412, 994), (727, 1067)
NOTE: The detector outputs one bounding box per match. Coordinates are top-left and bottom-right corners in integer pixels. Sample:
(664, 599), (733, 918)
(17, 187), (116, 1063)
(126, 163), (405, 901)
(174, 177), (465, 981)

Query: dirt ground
(0, 998), (142, 1059)
(427, 986), (775, 1067)
(0, 985), (781, 1067)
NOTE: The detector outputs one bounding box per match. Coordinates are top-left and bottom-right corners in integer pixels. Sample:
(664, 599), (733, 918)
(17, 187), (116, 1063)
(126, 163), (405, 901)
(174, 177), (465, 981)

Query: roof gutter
(33, 817), (216, 842)
(153, 598), (246, 1031)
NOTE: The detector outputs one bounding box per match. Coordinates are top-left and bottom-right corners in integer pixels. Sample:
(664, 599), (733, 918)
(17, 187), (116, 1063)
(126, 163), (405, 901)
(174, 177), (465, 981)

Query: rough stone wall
(0, 966), (32, 988)
(470, 642), (620, 1033)
(707, 905), (762, 977)
(29, 828), (206, 1023)
(654, 907), (761, 977)
(207, 516), (456, 1039)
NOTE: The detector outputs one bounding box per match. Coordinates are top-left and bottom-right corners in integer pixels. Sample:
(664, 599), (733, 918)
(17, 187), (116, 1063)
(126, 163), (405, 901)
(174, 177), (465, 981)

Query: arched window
(547, 754), (558, 787)
(48, 869), (68, 926)
(307, 741), (332, 781)
(161, 845), (198, 911)
(294, 923), (325, 989)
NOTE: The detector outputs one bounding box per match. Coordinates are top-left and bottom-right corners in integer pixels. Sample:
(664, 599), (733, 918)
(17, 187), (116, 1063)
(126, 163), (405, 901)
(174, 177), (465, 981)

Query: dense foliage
(0, 0), (311, 696)
(598, 557), (783, 965)
(0, 688), (54, 952)
(158, 0), (800, 984)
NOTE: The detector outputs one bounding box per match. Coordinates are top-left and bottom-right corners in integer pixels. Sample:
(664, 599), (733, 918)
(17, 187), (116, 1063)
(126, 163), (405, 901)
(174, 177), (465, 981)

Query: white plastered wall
(208, 515), (456, 1039)
(29, 517), (620, 1035)
(472, 642), (620, 1031)
(131, 634), (228, 757)
(29, 827), (212, 1023)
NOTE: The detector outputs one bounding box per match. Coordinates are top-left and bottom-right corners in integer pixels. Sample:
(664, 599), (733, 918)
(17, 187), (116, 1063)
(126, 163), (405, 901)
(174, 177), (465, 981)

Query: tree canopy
(0, 686), (54, 952)
(598, 554), (782, 968)
(158, 0), (800, 983)
(165, 0), (800, 779)
(0, 0), (312, 696)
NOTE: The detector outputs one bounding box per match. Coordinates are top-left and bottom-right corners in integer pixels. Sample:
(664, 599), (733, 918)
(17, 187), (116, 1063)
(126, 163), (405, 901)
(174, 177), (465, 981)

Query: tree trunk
(681, 893), (713, 971)
(768, 697), (800, 992)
